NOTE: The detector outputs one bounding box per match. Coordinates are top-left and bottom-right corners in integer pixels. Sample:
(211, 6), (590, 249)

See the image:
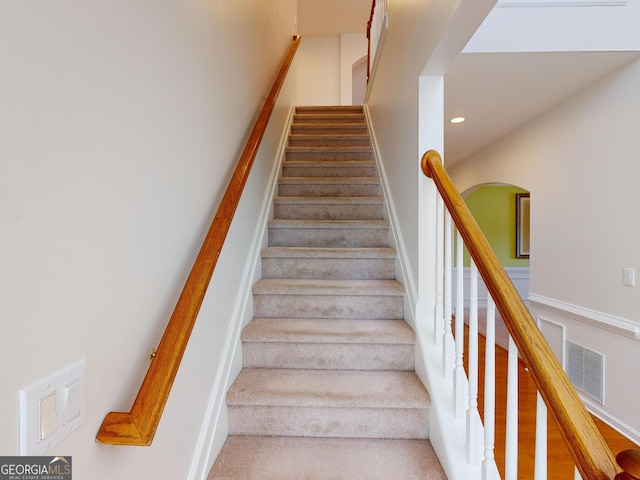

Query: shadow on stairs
(208, 106), (446, 480)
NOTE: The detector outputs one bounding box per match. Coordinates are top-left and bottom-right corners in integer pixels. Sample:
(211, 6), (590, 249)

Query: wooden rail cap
(96, 35), (301, 446)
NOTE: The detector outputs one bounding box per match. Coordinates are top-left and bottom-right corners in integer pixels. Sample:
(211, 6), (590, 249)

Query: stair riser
(228, 405), (428, 439)
(288, 137), (370, 148)
(262, 257), (395, 279)
(293, 114), (366, 124)
(268, 227), (389, 248)
(295, 106), (363, 114)
(291, 125), (369, 136)
(277, 183), (381, 197)
(243, 343), (414, 370)
(286, 151), (372, 162)
(253, 294), (403, 319)
(274, 203), (384, 220)
(282, 164), (376, 177)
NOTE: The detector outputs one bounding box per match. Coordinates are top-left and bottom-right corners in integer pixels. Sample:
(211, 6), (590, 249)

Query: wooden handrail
(366, 0), (375, 82)
(96, 35), (301, 446)
(421, 149), (636, 480)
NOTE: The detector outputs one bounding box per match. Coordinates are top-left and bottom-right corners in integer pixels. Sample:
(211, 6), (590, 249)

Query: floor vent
(567, 341), (605, 405)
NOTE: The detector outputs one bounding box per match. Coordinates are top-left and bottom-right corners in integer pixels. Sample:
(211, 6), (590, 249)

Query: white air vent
(567, 341), (605, 404)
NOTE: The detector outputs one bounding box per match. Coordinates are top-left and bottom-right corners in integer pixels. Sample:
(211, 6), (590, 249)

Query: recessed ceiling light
(450, 117), (465, 124)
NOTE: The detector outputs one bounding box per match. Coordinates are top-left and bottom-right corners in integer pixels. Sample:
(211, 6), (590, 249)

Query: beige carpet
(209, 436), (445, 480)
(208, 106), (446, 479)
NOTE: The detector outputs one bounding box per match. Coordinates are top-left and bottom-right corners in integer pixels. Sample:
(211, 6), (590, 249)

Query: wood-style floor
(471, 330), (638, 479)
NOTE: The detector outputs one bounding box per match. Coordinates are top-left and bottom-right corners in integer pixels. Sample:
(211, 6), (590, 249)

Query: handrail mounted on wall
(96, 35), (301, 446)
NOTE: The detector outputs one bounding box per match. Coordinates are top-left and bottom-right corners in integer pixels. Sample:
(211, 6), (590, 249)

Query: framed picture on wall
(516, 193), (530, 259)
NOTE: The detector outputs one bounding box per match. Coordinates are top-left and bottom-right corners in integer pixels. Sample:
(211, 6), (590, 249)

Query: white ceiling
(444, 51), (640, 165)
(297, 0), (640, 166)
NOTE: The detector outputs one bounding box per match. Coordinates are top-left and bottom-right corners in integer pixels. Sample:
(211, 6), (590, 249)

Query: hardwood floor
(470, 328), (638, 479)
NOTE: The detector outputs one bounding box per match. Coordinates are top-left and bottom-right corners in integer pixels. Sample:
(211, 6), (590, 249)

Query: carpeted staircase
(208, 106), (446, 479)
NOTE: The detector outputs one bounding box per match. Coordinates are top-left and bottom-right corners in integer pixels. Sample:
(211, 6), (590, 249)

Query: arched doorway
(351, 55), (367, 105)
(456, 183), (531, 348)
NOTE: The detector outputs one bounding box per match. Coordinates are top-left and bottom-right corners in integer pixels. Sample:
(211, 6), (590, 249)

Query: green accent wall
(462, 185), (530, 267)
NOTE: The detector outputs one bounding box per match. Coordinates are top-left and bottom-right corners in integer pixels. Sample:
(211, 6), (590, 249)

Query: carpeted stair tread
(293, 113), (366, 124)
(290, 123), (369, 135)
(268, 218), (389, 229)
(288, 133), (371, 147)
(267, 219), (391, 248)
(208, 435), (446, 480)
(286, 146), (372, 154)
(286, 150), (372, 162)
(261, 246), (395, 259)
(273, 195), (383, 205)
(261, 247), (396, 279)
(252, 278), (404, 296)
(296, 105), (364, 113)
(282, 159), (375, 166)
(226, 368), (430, 409)
(277, 176), (380, 185)
(281, 159), (376, 170)
(242, 318), (415, 344)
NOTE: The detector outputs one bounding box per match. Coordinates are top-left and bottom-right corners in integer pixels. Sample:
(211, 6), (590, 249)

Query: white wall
(297, 36), (341, 105)
(448, 58), (640, 439)
(340, 34), (368, 105)
(0, 1), (297, 478)
(366, 0), (461, 300)
(296, 34), (367, 106)
(352, 57), (368, 105)
(364, 3), (491, 477)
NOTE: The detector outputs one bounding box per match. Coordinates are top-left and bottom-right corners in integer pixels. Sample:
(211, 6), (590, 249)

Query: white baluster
(434, 195), (444, 347)
(534, 392), (548, 480)
(453, 230), (466, 418)
(467, 260), (481, 465)
(505, 335), (519, 480)
(482, 295), (496, 479)
(443, 211), (454, 379)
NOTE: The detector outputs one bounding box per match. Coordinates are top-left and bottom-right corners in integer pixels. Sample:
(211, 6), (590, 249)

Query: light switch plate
(623, 268), (636, 287)
(20, 359), (86, 455)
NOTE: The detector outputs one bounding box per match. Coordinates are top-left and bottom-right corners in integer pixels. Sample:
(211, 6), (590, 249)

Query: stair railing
(421, 149), (640, 480)
(366, 0), (388, 84)
(95, 35), (301, 446)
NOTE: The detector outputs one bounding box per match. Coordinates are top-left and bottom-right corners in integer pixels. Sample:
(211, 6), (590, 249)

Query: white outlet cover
(20, 359), (86, 455)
